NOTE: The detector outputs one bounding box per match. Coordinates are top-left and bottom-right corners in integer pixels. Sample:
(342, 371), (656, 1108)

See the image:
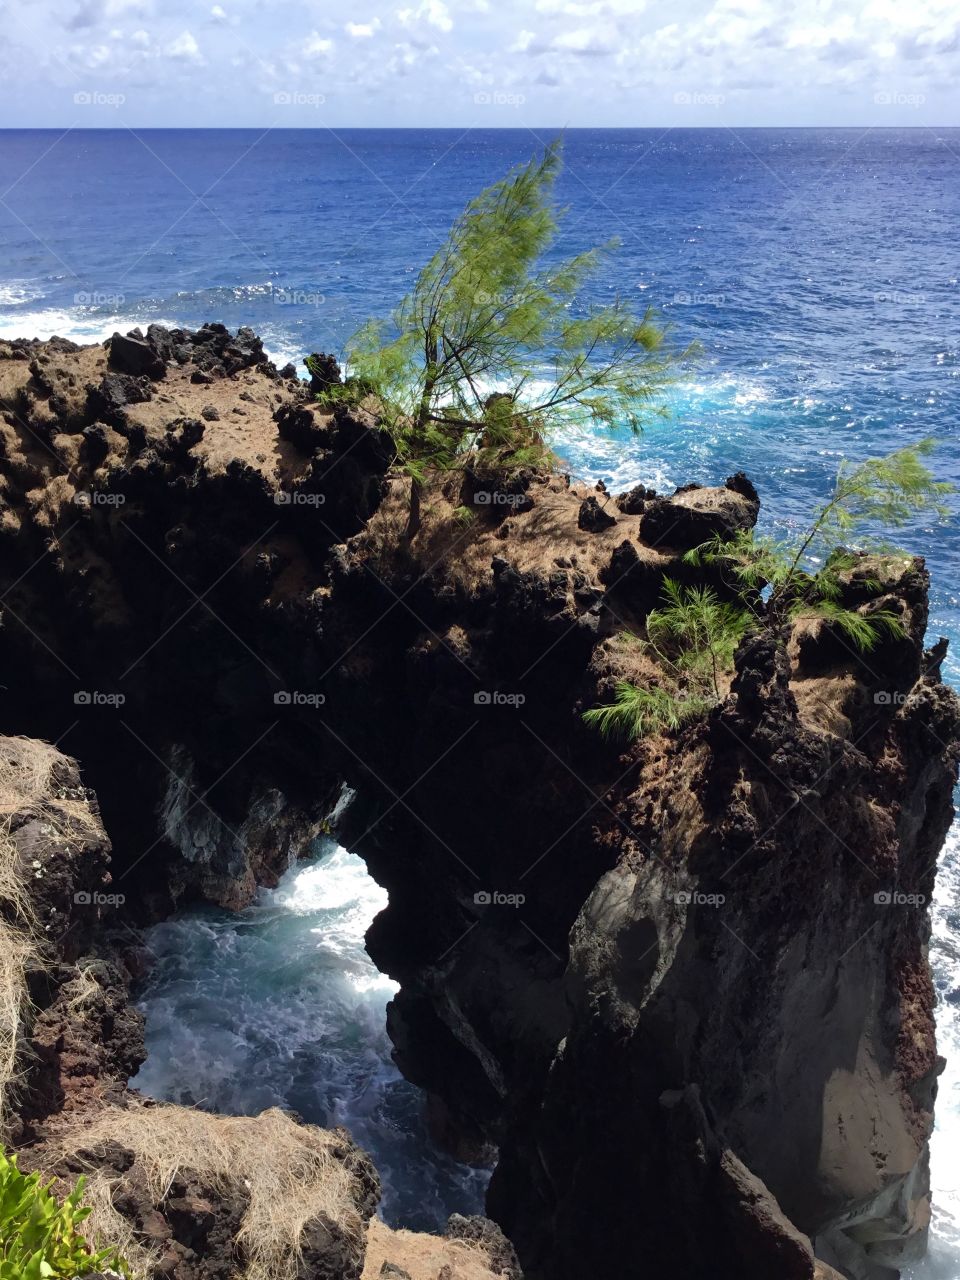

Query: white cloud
(536, 0), (643, 12)
(397, 0), (453, 33)
(302, 31), (334, 58)
(553, 25), (618, 54)
(12, 0), (960, 125)
(164, 29), (203, 62)
(386, 38), (440, 74)
(346, 18), (381, 37)
(510, 29), (537, 52)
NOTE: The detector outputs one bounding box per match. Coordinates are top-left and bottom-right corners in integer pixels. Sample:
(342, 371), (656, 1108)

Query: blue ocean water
(2, 128), (959, 1264)
(130, 841), (490, 1231)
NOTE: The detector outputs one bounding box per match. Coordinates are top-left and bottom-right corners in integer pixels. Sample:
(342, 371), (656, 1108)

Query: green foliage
(646, 578), (750, 699)
(802, 439), (951, 556)
(583, 440), (953, 742)
(582, 681), (709, 741)
(583, 580), (748, 740)
(688, 440), (949, 590)
(324, 139), (684, 534)
(682, 440), (956, 652)
(790, 597), (904, 653)
(0, 1147), (128, 1280)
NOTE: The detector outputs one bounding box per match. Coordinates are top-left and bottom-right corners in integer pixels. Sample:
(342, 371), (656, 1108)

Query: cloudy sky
(0, 0), (956, 127)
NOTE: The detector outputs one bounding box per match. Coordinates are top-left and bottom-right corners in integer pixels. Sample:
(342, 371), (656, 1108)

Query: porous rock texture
(0, 733), (382, 1280)
(1, 326), (957, 1280)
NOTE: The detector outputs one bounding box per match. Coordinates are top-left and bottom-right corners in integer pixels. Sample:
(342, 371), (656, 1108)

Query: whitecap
(0, 282), (45, 307)
(0, 307), (178, 344)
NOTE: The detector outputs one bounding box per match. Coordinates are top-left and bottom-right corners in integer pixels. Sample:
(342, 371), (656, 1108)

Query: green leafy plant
(583, 579), (748, 739)
(323, 139), (686, 538)
(687, 440), (950, 649)
(646, 579), (750, 701)
(583, 440), (952, 741)
(582, 680), (710, 741)
(0, 1147), (129, 1280)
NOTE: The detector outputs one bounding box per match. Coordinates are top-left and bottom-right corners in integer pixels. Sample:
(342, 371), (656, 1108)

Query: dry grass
(0, 735), (103, 1125)
(55, 1100), (364, 1280)
(77, 1171), (164, 1280)
(361, 1218), (500, 1280)
(25, 475), (78, 529)
(61, 963), (104, 1018)
(0, 734), (101, 918)
(0, 928), (35, 1127)
(351, 469), (645, 598)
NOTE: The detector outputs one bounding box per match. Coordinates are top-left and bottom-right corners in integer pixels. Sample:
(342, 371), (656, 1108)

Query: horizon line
(1, 123), (958, 131)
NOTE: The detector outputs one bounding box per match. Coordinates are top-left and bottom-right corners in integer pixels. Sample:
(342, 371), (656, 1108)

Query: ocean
(1, 127), (958, 1263)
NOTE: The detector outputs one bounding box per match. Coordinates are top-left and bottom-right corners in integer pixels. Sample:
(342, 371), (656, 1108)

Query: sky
(0, 0), (956, 127)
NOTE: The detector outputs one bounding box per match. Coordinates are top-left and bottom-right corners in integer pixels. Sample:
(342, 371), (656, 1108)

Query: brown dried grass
(361, 1217), (500, 1280)
(0, 735), (102, 1125)
(55, 1100), (363, 1280)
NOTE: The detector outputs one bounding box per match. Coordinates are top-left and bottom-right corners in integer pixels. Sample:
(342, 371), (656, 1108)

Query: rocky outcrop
(0, 733), (388, 1280)
(637, 472), (760, 549)
(1, 328), (956, 1280)
(487, 618), (957, 1279)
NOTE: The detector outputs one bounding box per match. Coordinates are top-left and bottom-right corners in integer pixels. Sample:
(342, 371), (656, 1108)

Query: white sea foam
(0, 307), (178, 343)
(133, 838), (484, 1227)
(904, 821), (960, 1277)
(0, 282), (45, 307)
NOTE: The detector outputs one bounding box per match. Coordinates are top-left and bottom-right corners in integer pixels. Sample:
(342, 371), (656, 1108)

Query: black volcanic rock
(306, 352), (342, 395)
(108, 331), (166, 380)
(577, 495), (616, 531)
(0, 328), (954, 1280)
(639, 479), (760, 550)
(615, 482), (657, 514)
(86, 372), (152, 427)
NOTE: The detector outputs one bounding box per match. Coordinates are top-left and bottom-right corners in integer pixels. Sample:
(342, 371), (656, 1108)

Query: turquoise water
(132, 840), (490, 1231)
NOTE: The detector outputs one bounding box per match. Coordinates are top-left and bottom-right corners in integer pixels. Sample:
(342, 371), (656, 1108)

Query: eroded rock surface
(1, 327), (956, 1280)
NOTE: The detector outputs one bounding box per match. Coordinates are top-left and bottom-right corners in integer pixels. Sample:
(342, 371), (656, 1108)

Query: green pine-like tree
(584, 440), (953, 742)
(324, 140), (684, 538)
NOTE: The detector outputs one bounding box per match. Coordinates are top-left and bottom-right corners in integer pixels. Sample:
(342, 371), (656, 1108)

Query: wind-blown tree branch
(584, 440), (953, 741)
(686, 439), (952, 634)
(322, 140), (684, 538)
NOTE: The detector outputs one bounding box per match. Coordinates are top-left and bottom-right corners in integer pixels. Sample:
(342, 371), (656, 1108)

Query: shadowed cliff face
(1, 327), (956, 1280)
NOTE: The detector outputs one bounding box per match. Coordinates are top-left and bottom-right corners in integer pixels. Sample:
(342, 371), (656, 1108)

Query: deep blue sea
(1, 128), (959, 1267)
